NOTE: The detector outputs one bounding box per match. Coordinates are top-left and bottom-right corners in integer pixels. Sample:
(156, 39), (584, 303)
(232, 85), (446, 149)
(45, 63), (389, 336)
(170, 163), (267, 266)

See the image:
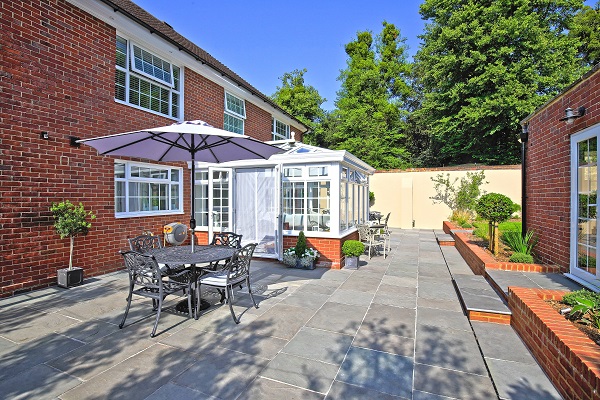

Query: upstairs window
(115, 36), (181, 119)
(224, 92), (245, 134)
(272, 118), (290, 140)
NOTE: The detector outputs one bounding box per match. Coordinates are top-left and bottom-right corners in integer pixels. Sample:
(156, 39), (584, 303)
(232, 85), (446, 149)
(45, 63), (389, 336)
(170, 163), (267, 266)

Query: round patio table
(146, 245), (236, 315)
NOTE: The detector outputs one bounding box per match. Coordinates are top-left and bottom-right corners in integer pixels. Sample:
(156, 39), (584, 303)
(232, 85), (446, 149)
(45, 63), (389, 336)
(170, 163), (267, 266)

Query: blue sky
(134, 0), (594, 111)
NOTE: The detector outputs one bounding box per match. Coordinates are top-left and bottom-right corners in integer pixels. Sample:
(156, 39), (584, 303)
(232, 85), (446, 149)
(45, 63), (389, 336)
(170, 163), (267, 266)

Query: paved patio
(0, 230), (563, 399)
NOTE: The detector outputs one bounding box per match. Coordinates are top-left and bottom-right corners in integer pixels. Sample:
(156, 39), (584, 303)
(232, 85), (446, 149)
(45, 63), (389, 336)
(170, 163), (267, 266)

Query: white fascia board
(67, 0), (305, 130)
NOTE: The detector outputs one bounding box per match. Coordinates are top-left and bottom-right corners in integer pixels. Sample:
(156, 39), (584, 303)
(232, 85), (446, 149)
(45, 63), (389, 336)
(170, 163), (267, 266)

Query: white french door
(208, 167), (233, 241)
(570, 125), (600, 290)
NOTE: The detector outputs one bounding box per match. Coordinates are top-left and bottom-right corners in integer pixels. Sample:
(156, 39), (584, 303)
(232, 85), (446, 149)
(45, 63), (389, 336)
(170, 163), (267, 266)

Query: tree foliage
(570, 1), (600, 66)
(271, 69), (326, 145)
(430, 170), (487, 216)
(328, 22), (413, 169)
(414, 0), (586, 166)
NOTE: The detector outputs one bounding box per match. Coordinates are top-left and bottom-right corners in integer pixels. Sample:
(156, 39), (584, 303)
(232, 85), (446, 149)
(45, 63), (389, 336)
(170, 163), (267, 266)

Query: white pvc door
(208, 168), (232, 241)
(235, 167), (280, 259)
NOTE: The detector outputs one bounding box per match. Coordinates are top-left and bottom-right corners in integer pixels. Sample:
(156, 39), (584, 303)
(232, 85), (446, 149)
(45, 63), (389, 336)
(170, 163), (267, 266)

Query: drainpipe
(520, 123), (529, 238)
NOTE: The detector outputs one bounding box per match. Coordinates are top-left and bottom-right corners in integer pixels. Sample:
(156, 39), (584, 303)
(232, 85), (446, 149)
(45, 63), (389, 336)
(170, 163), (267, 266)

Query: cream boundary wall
(370, 166), (522, 229)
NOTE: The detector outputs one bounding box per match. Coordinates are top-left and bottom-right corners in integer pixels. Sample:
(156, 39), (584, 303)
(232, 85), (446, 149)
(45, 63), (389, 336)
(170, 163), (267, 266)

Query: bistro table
(146, 245), (236, 316)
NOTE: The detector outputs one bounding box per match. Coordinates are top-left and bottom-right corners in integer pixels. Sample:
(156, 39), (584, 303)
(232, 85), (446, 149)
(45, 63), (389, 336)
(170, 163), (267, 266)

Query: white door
(235, 167), (280, 259)
(208, 167), (233, 241)
(570, 126), (600, 290)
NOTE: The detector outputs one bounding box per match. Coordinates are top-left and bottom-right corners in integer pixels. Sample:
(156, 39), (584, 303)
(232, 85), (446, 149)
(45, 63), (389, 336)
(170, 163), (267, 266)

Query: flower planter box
(57, 267), (84, 288)
(344, 256), (359, 269)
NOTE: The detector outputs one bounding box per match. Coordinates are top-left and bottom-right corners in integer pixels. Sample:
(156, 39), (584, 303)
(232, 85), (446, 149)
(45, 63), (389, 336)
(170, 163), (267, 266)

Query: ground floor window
(571, 126), (600, 287)
(282, 165), (331, 232)
(114, 161), (182, 217)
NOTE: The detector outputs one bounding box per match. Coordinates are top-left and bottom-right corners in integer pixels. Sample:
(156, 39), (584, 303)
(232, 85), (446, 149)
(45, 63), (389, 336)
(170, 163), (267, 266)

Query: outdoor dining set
(359, 211), (392, 259)
(120, 232), (258, 337)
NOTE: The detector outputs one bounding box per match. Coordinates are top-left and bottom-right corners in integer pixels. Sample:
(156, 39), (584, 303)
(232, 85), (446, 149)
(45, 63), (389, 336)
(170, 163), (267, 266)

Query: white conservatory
(191, 140), (375, 268)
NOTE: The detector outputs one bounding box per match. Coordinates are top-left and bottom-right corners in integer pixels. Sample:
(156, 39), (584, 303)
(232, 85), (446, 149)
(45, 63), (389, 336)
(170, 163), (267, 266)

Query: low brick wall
(509, 287), (600, 400)
(444, 221), (563, 274)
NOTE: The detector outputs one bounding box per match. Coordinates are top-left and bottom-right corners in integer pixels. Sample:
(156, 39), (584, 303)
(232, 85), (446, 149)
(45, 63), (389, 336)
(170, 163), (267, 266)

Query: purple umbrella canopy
(78, 120), (283, 246)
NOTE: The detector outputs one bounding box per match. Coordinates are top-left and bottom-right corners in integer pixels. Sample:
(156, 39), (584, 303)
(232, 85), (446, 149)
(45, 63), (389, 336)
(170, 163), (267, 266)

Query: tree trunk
(69, 236), (74, 270)
(488, 222), (494, 253)
(493, 223), (499, 256)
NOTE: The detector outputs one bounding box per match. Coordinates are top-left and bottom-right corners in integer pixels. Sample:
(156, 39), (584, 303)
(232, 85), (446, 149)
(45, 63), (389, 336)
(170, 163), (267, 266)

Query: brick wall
(509, 287), (600, 400)
(0, 0), (300, 296)
(525, 68), (600, 268)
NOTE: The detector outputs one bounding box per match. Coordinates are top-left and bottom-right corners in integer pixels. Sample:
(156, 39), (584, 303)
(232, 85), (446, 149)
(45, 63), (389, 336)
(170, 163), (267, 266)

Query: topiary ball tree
(475, 193), (514, 255)
(295, 231), (307, 258)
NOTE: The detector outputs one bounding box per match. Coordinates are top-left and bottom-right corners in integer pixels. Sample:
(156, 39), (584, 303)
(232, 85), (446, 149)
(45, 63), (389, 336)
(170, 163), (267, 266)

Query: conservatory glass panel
(577, 138), (598, 274)
(307, 181), (331, 232)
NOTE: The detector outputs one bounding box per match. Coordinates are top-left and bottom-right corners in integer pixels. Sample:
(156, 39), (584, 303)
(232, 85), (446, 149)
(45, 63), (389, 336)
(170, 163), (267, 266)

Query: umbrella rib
(194, 137), (273, 160)
(156, 132), (190, 161)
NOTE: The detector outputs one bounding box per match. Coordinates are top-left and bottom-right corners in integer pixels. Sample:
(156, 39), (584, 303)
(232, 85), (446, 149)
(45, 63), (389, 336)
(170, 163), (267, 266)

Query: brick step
(453, 274), (511, 324)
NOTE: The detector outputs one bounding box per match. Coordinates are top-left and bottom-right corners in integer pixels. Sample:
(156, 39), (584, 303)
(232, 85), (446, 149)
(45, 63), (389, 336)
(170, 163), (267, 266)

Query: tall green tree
(414, 0), (586, 166)
(330, 22), (413, 169)
(570, 1), (600, 67)
(271, 69), (327, 145)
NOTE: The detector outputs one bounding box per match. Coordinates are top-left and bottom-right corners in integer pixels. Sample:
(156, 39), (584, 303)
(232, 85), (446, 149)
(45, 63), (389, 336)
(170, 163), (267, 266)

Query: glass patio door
(208, 168), (232, 241)
(234, 167), (280, 259)
(571, 128), (600, 289)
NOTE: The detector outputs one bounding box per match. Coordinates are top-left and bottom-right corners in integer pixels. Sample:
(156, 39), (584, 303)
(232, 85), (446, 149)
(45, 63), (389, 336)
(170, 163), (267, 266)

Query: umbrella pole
(190, 151), (196, 252)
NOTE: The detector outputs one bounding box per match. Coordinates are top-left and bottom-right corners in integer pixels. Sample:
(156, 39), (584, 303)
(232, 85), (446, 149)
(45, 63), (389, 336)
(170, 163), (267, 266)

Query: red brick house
(521, 64), (600, 290)
(1, 0), (375, 297)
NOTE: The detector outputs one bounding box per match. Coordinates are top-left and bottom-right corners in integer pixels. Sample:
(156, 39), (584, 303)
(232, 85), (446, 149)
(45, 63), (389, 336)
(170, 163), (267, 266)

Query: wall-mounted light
(40, 131), (49, 140)
(69, 136), (81, 147)
(520, 123), (529, 143)
(559, 106), (586, 125)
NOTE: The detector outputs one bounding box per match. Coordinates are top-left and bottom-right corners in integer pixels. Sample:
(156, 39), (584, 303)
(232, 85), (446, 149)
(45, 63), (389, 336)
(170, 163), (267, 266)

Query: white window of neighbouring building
(115, 36), (181, 119)
(272, 118), (290, 140)
(570, 125), (600, 290)
(224, 92), (245, 134)
(114, 162), (183, 217)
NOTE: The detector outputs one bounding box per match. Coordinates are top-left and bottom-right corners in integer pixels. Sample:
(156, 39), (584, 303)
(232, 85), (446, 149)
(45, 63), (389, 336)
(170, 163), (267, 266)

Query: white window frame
(130, 43), (174, 87)
(114, 161), (184, 218)
(282, 165), (331, 233)
(272, 118), (290, 140)
(115, 35), (182, 120)
(224, 92), (245, 134)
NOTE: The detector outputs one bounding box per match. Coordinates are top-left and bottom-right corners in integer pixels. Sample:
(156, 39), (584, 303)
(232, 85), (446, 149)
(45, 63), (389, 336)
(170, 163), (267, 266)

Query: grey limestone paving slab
(413, 363), (496, 399)
(471, 321), (538, 365)
(280, 291), (331, 310)
(57, 290), (128, 321)
(215, 329), (289, 360)
(525, 272), (583, 291)
(417, 306), (471, 332)
(339, 274), (383, 293)
(362, 304), (416, 338)
(372, 283), (418, 308)
(412, 390), (457, 400)
(417, 297), (464, 312)
(293, 283), (338, 296)
(0, 363), (82, 400)
(282, 327), (353, 365)
(0, 333), (85, 381)
(260, 352), (339, 394)
(248, 303), (316, 340)
(454, 276), (511, 314)
(61, 343), (199, 400)
(145, 382), (215, 400)
(306, 302), (369, 335)
(353, 326), (415, 357)
(173, 350), (269, 399)
(337, 346), (413, 398)
(326, 380), (405, 400)
(328, 288), (375, 307)
(486, 358), (562, 400)
(415, 325), (488, 375)
(239, 377), (325, 400)
(0, 307), (80, 343)
(381, 274), (418, 288)
(53, 319), (119, 343)
(46, 331), (156, 381)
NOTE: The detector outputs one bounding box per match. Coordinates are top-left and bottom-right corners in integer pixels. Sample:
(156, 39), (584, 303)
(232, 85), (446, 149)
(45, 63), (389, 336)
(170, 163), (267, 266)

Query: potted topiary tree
(51, 200), (96, 288)
(475, 193), (514, 256)
(282, 231), (319, 269)
(342, 240), (364, 269)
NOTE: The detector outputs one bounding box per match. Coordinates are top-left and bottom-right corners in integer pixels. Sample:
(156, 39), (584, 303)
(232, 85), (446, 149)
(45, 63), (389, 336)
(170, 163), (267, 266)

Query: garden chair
(207, 232), (243, 271)
(357, 224), (386, 259)
(382, 212), (392, 250)
(196, 243), (259, 324)
(119, 250), (193, 337)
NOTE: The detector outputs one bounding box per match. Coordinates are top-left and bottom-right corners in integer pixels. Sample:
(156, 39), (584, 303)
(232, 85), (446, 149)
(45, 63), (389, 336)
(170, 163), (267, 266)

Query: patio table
(146, 245), (236, 316)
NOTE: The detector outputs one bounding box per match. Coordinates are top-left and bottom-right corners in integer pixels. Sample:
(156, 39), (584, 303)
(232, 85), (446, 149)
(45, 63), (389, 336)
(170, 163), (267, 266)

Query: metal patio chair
(357, 224), (386, 260)
(196, 243), (258, 324)
(119, 250), (193, 337)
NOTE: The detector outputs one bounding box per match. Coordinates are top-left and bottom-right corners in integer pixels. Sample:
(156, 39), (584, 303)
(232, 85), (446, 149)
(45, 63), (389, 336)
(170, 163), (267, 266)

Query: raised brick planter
(443, 221), (563, 275)
(509, 287), (600, 400)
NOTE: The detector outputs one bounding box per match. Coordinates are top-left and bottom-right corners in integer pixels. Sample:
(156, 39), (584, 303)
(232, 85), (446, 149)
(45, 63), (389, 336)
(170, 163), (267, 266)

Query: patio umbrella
(78, 120), (283, 249)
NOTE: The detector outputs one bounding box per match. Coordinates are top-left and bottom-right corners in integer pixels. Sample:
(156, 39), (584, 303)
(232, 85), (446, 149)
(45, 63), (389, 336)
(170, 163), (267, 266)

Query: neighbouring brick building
(1, 0), (375, 297)
(521, 64), (600, 290)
